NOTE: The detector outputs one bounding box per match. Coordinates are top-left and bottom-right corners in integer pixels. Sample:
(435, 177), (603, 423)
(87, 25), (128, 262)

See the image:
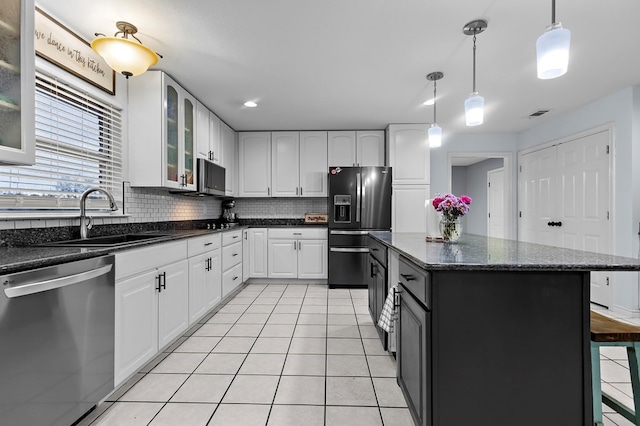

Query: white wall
(464, 158), (504, 236)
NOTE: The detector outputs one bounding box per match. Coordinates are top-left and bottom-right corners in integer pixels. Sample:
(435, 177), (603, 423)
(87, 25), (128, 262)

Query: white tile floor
(76, 286), (640, 426)
(78, 284), (413, 426)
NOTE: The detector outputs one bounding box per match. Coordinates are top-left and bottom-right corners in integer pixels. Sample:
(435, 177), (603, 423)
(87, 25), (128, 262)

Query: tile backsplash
(232, 197), (328, 219)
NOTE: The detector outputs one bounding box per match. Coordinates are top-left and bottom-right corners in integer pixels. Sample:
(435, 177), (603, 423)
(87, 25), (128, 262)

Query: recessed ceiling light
(423, 98), (435, 106)
(243, 101), (258, 108)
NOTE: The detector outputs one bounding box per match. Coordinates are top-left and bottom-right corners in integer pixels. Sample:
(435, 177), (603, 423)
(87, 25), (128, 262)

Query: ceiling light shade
(428, 124), (442, 148)
(463, 19), (488, 127)
(464, 93), (484, 126)
(91, 22), (159, 79)
(426, 71), (444, 148)
(536, 24), (571, 79)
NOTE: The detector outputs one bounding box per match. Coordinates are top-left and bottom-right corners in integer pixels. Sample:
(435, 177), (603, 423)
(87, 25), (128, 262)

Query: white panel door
(487, 168), (505, 239)
(239, 132), (271, 197)
(268, 240), (297, 278)
(114, 269), (158, 386)
(209, 112), (221, 163)
(300, 131), (328, 197)
(328, 131), (356, 167)
(250, 228), (269, 278)
(356, 130), (385, 166)
(158, 260), (189, 349)
(195, 101), (210, 160)
(392, 185), (429, 233)
(519, 146), (557, 245)
(271, 132), (300, 197)
(298, 239), (328, 279)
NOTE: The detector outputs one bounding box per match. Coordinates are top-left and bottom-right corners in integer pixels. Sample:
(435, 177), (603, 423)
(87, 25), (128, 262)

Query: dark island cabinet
(397, 276), (431, 426)
(368, 237), (388, 347)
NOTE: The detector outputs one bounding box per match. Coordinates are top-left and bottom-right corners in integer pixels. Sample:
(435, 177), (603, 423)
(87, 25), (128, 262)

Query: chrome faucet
(80, 187), (118, 239)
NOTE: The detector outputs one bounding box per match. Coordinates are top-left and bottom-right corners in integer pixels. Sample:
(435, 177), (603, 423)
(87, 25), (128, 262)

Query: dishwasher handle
(4, 264), (113, 299)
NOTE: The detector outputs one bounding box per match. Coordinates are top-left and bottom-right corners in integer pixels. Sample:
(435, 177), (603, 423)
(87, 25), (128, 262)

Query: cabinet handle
(371, 248), (379, 251)
(370, 263), (375, 277)
(244, 232), (248, 240)
(204, 242), (213, 246)
(267, 187), (270, 196)
(155, 274), (162, 292)
(400, 273), (415, 282)
(393, 287), (401, 308)
(293, 232), (302, 235)
(300, 187), (303, 196)
(233, 235), (239, 239)
(296, 187), (298, 195)
(233, 276), (239, 281)
(298, 241), (301, 250)
(233, 253), (238, 256)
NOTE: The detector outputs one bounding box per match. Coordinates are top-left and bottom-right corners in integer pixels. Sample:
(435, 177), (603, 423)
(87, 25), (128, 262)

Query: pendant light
(426, 72), (444, 148)
(463, 19), (488, 127)
(536, 0), (571, 79)
(91, 22), (161, 79)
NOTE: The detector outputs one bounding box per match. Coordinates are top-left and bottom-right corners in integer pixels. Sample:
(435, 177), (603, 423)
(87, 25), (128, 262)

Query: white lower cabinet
(188, 234), (222, 325)
(248, 228), (268, 278)
(222, 229), (243, 297)
(114, 240), (189, 386)
(267, 228), (327, 279)
(392, 185), (430, 233)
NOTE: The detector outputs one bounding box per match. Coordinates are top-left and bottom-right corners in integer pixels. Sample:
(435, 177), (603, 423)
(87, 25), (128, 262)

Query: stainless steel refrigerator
(328, 166), (392, 288)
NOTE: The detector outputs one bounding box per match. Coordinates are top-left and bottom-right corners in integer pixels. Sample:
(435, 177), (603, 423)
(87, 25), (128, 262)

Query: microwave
(196, 158), (226, 196)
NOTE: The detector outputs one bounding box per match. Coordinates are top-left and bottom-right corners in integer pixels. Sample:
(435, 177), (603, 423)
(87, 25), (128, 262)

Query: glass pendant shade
(464, 93), (484, 126)
(91, 36), (158, 78)
(536, 23), (571, 79)
(428, 124), (442, 148)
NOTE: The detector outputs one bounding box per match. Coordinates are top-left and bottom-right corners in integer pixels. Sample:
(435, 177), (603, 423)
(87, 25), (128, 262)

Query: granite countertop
(369, 232), (640, 272)
(0, 228), (246, 276)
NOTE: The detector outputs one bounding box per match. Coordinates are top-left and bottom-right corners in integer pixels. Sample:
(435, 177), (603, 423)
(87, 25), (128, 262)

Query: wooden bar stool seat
(591, 310), (640, 426)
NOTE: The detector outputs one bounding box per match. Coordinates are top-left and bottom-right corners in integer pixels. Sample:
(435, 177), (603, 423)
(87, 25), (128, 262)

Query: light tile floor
(79, 284), (413, 426)
(77, 286), (640, 426)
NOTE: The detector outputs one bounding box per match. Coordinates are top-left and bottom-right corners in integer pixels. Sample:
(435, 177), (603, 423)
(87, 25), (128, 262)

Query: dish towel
(377, 284), (398, 333)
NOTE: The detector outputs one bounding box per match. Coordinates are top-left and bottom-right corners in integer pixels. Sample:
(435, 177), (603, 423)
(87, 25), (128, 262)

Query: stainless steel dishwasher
(0, 255), (115, 426)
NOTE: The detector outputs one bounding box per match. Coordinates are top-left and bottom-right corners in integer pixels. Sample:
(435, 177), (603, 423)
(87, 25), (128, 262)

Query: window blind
(0, 72), (123, 210)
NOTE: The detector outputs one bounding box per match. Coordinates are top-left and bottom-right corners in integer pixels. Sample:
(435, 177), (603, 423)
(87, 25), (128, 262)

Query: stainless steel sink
(42, 233), (171, 248)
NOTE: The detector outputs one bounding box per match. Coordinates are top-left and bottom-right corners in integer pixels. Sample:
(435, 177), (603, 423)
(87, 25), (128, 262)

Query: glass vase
(439, 218), (462, 243)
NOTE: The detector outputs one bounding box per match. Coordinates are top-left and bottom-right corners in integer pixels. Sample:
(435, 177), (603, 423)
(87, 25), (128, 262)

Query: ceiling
(39, 0), (640, 136)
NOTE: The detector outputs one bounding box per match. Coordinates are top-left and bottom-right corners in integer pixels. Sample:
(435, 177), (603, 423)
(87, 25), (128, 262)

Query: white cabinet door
(196, 101), (210, 160)
(328, 131), (356, 167)
(356, 130), (385, 166)
(188, 252), (208, 325)
(249, 228), (269, 278)
(115, 269), (158, 386)
(387, 124), (430, 185)
(207, 248), (222, 309)
(298, 239), (328, 279)
(271, 132), (300, 197)
(300, 131), (328, 197)
(242, 229), (250, 282)
(209, 112), (221, 164)
(0, 0), (35, 165)
(220, 122), (237, 196)
(158, 259), (189, 350)
(268, 239), (297, 278)
(392, 185), (430, 233)
(239, 132), (271, 197)
(222, 263), (243, 298)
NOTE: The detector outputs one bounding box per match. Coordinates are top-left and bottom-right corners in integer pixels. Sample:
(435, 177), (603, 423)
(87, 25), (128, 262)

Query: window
(0, 72), (123, 211)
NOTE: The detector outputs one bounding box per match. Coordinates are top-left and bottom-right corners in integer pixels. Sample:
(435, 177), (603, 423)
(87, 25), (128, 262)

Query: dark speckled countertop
(369, 232), (640, 271)
(0, 228), (243, 276)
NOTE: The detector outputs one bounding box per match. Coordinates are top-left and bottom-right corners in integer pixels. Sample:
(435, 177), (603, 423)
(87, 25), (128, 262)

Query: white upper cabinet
(195, 101), (210, 160)
(386, 124), (430, 185)
(271, 132), (300, 197)
(356, 130), (385, 167)
(239, 132), (271, 197)
(0, 0), (35, 165)
(270, 131), (328, 197)
(328, 130), (385, 167)
(220, 122), (236, 196)
(209, 112), (221, 164)
(299, 131), (328, 197)
(328, 131), (356, 167)
(129, 71), (197, 191)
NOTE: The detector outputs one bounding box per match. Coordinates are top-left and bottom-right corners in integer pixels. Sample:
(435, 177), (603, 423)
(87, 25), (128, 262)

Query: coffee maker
(220, 199), (237, 227)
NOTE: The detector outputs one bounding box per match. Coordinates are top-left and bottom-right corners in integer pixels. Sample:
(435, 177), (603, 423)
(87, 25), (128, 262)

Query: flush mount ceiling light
(243, 101), (258, 108)
(91, 21), (160, 79)
(463, 19), (488, 127)
(426, 72), (444, 148)
(536, 0), (571, 79)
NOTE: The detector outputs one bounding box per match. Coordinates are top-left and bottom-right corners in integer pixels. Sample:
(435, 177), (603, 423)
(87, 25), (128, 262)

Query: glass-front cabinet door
(183, 97), (195, 188)
(0, 0), (34, 165)
(165, 84), (179, 186)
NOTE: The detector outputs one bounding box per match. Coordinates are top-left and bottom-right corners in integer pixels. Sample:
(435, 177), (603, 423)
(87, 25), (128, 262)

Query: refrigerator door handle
(330, 247), (370, 253)
(356, 172), (361, 223)
(329, 230), (370, 235)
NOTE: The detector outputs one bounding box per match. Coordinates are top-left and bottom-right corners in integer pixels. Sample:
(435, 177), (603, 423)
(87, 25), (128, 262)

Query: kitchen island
(369, 232), (640, 426)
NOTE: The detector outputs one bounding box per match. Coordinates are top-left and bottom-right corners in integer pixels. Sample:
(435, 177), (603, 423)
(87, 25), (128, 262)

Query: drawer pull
(233, 253), (238, 257)
(233, 276), (239, 281)
(293, 232), (302, 235)
(233, 235), (239, 239)
(400, 273), (415, 282)
(204, 242), (213, 246)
